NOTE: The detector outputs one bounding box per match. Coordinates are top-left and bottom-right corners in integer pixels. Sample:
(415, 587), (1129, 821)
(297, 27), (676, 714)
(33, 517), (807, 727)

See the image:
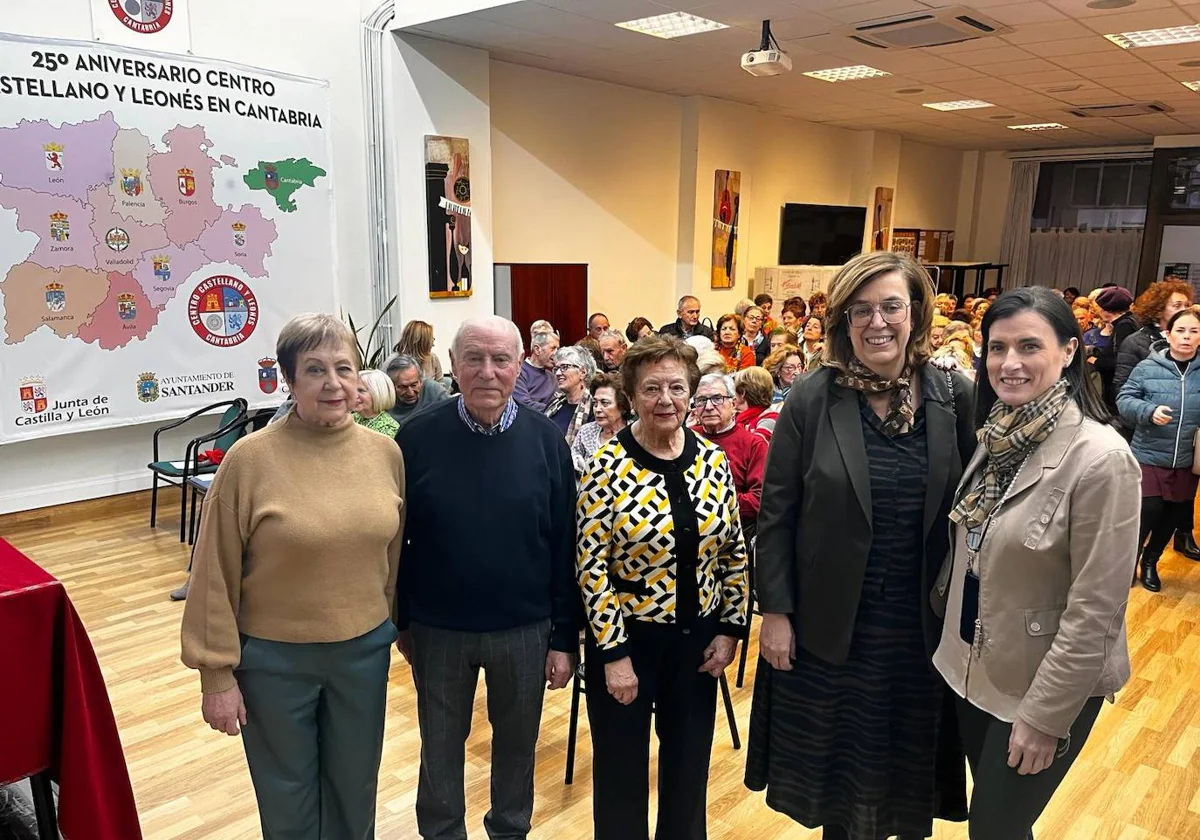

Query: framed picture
(711, 169), (740, 289)
(424, 136), (472, 298)
(872, 186), (894, 251)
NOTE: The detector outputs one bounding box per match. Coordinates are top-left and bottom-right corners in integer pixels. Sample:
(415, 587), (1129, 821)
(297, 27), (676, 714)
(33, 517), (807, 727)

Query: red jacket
(691, 422), (767, 526)
(718, 343), (756, 372)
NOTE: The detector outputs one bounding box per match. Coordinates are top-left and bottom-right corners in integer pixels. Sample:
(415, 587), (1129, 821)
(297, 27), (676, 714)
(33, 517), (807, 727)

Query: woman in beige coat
(932, 287), (1140, 839)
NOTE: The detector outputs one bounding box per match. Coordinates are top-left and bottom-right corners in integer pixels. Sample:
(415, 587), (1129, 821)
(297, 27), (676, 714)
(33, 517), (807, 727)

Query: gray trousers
(409, 620), (551, 840)
(236, 619), (396, 840)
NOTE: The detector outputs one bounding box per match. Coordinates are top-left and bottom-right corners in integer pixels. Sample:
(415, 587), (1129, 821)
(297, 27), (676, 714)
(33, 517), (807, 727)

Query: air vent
(1041, 83), (1084, 94)
(836, 6), (1012, 49)
(1066, 101), (1174, 118)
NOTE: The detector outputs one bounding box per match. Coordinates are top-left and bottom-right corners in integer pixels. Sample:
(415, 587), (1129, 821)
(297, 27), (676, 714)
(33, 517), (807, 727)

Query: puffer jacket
(1113, 323), (1165, 394)
(1117, 350), (1200, 468)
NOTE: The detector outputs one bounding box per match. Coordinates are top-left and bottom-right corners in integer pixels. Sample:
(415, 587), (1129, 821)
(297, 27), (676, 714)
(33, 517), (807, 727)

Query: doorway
(495, 263), (588, 346)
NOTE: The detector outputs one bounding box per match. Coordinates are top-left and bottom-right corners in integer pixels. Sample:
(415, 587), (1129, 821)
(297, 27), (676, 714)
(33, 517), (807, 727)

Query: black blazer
(755, 364), (976, 665)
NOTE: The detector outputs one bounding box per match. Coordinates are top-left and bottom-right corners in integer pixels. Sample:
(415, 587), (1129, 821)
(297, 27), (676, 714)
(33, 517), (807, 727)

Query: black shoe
(1141, 556), (1162, 592)
(1174, 532), (1200, 561)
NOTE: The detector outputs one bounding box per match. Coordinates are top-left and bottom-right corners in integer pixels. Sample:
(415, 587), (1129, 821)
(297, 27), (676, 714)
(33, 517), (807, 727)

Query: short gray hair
(452, 315), (524, 359)
(697, 372), (735, 397)
(531, 330), (559, 351)
(383, 353), (420, 378)
(734, 298), (755, 317)
(695, 349), (726, 377)
(598, 329), (627, 347)
(554, 345), (596, 381)
(276, 313), (356, 382)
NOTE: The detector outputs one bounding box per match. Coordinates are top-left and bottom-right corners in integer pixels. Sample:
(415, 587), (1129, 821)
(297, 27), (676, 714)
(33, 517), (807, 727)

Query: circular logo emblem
(188, 275), (259, 348)
(105, 227), (130, 251)
(453, 177), (471, 203)
(108, 0), (173, 34)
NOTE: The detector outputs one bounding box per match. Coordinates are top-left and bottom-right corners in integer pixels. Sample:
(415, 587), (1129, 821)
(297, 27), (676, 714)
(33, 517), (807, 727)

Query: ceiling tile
(946, 44), (1039, 65)
(1003, 20), (1094, 45)
(1077, 7), (1196, 35)
(986, 2), (1069, 26)
(1028, 37), (1120, 56)
(973, 58), (1068, 76)
(818, 0), (934, 25)
(533, 0), (674, 24)
(1048, 49), (1150, 69)
(908, 67), (992, 84)
(1047, 0), (1177, 18)
(757, 13), (842, 41)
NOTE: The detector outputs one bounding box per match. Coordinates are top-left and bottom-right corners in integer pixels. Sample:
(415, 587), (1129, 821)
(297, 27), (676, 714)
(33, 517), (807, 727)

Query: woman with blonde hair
(748, 251), (974, 840)
(352, 369), (399, 438)
(393, 320), (443, 382)
(932, 321), (976, 380)
(763, 344), (803, 403)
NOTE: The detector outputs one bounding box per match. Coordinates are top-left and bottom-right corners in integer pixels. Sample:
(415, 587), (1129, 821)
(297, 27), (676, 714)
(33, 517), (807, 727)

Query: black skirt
(745, 406), (967, 839)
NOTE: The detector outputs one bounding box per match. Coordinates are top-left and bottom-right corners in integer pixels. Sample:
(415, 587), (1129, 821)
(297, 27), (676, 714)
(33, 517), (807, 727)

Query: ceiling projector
(742, 20), (791, 77)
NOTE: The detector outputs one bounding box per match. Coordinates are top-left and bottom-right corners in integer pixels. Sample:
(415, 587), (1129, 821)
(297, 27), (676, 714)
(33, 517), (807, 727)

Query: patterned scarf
(834, 358), (914, 437)
(950, 377), (1070, 529)
(545, 390), (593, 447)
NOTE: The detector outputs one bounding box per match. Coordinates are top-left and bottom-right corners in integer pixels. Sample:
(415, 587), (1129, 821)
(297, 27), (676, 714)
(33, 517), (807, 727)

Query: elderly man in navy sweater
(395, 315), (579, 840)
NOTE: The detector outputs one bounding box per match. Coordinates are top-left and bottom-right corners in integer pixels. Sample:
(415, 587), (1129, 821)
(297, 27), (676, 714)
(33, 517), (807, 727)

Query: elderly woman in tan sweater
(181, 313), (405, 839)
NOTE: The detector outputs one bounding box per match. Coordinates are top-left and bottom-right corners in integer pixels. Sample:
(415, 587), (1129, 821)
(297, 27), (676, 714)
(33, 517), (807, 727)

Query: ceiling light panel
(803, 65), (893, 83)
(1008, 122), (1070, 131)
(1105, 25), (1200, 50)
(923, 99), (995, 111)
(614, 12), (728, 40)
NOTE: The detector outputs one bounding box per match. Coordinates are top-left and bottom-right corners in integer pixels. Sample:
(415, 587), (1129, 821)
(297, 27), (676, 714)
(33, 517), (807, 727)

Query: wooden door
(504, 264), (588, 347)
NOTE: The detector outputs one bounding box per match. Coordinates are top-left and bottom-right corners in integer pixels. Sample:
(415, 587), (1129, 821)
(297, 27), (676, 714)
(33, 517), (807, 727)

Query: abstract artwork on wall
(711, 169), (740, 289)
(872, 186), (894, 252)
(425, 135), (472, 298)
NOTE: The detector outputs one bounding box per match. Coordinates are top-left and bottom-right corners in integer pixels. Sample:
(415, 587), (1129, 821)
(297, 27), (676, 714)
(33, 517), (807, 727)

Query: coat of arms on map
(117, 293), (137, 320)
(153, 255), (171, 283)
(44, 283), (66, 312)
(49, 212), (69, 242)
(120, 168), (143, 196)
(177, 167), (196, 196)
(43, 142), (64, 171)
(264, 164), (279, 191)
(19, 376), (48, 414)
(232, 222), (246, 247)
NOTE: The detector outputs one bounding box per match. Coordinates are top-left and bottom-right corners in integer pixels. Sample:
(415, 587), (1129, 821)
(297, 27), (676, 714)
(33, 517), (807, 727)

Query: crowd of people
(177, 251), (1192, 840)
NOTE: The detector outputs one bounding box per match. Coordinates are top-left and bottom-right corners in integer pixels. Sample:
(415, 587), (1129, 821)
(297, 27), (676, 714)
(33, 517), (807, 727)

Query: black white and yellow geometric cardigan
(576, 427), (749, 663)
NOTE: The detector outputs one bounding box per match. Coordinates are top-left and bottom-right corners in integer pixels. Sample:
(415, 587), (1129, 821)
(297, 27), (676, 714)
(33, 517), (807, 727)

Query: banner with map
(0, 34), (335, 443)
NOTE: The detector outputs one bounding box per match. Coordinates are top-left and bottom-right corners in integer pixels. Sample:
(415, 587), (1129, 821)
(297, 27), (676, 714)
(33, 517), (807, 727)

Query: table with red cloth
(0, 537), (142, 840)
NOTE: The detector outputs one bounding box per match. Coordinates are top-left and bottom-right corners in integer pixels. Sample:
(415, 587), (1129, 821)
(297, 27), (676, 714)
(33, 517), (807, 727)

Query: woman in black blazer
(745, 251), (974, 840)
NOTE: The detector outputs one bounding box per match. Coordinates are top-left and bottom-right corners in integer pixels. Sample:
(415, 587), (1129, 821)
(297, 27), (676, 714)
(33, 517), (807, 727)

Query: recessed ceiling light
(803, 65), (892, 83)
(1184, 81), (1200, 91)
(1008, 122), (1069, 131)
(1105, 25), (1200, 50)
(1087, 0), (1135, 9)
(923, 99), (995, 111)
(614, 11), (728, 39)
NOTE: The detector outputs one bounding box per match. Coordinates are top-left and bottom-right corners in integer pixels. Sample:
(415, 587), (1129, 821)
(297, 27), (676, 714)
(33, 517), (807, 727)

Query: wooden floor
(4, 491), (1200, 840)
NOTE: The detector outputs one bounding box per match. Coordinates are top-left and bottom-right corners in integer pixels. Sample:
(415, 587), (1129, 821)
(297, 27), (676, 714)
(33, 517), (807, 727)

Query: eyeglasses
(846, 300), (910, 328)
(553, 364), (581, 374)
(779, 364), (799, 373)
(692, 395), (730, 408)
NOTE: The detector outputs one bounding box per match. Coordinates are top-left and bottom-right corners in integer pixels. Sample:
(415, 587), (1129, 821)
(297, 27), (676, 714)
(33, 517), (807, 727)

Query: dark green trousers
(236, 619), (396, 840)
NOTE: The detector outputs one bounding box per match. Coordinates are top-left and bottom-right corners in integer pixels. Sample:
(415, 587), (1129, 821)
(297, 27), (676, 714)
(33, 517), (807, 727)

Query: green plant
(345, 295), (398, 370)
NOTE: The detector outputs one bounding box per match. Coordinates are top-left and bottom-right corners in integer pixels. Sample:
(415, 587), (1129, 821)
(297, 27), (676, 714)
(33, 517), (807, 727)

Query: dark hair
(575, 335), (604, 368)
(974, 287), (1110, 429)
(587, 312), (609, 329)
(1166, 305), (1200, 332)
(621, 334), (701, 401)
(625, 316), (653, 343)
(589, 371), (631, 417)
(754, 293), (773, 306)
(950, 308), (972, 323)
(715, 313), (744, 342)
(1063, 287), (1081, 297)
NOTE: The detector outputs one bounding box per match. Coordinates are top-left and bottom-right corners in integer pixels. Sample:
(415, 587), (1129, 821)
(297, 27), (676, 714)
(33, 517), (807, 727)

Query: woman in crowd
(931, 314), (949, 349)
(808, 291), (828, 322)
(748, 250), (974, 840)
(934, 293), (957, 318)
(781, 303), (804, 333)
(1062, 286), (1081, 306)
(733, 366), (777, 442)
(545, 345), (596, 445)
(691, 373), (768, 540)
(393, 319), (443, 382)
(800, 315), (825, 369)
(1119, 306), (1200, 591)
(1114, 279), (1193, 394)
(570, 372), (630, 476)
(762, 344), (803, 403)
(716, 313), (756, 371)
(934, 287), (1138, 838)
(1087, 286), (1135, 409)
(743, 306), (769, 364)
(577, 335), (748, 840)
(767, 327), (799, 358)
(932, 321), (977, 380)
(1072, 299), (1094, 335)
(756, 293), (777, 333)
(626, 316), (654, 343)
(576, 335), (606, 370)
(352, 369), (400, 438)
(181, 313), (405, 839)
(784, 296), (809, 319)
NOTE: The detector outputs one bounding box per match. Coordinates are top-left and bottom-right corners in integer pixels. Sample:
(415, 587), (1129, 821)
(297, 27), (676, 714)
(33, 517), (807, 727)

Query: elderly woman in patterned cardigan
(576, 334), (748, 840)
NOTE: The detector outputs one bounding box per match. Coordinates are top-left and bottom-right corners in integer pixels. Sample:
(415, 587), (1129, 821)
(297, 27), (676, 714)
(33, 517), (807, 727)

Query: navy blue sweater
(394, 398), (581, 652)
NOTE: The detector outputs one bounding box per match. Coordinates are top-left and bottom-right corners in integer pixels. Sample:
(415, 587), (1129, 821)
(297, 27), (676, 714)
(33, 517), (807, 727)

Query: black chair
(564, 658), (741, 785)
(736, 536), (758, 689)
(183, 407), (278, 545)
(148, 398), (247, 542)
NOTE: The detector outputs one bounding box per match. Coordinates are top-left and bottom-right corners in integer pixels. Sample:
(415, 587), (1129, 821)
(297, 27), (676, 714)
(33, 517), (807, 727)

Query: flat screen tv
(778, 203), (866, 265)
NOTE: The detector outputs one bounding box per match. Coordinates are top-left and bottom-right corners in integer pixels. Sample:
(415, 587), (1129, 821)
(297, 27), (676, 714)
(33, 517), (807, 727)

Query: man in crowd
(659, 295), (714, 340)
(597, 329), (627, 373)
(587, 313), (610, 341)
(386, 353), (450, 429)
(514, 329), (559, 411)
(394, 315), (578, 840)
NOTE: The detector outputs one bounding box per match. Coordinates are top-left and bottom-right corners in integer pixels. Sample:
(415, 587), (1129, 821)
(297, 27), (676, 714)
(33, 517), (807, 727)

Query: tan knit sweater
(180, 411), (406, 694)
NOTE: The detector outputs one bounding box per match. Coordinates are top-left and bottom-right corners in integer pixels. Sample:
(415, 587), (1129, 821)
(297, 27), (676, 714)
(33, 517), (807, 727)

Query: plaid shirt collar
(457, 395), (518, 435)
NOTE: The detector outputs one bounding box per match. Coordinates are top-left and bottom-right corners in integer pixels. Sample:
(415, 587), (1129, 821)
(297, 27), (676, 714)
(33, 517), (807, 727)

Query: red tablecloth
(0, 537), (142, 840)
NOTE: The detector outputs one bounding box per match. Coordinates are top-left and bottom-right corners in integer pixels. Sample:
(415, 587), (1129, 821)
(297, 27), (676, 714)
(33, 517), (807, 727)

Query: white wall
(970, 151), (1015, 264)
(0, 0), (377, 514)
(894, 140), (964, 233)
(490, 61), (683, 332)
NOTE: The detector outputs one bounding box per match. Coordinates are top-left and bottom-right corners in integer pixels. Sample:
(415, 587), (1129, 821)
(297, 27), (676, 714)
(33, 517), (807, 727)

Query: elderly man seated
(597, 329), (627, 373)
(689, 372), (767, 540)
(385, 353), (450, 429)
